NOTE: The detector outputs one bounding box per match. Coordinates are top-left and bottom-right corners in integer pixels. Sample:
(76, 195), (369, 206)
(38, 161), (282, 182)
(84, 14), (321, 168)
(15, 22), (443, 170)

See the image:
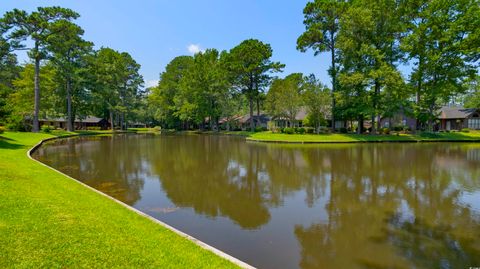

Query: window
(468, 118), (480, 129)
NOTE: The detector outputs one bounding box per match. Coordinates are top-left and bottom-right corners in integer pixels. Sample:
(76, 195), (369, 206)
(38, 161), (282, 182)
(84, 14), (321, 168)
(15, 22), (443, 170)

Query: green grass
(247, 130), (480, 143)
(0, 131), (238, 268)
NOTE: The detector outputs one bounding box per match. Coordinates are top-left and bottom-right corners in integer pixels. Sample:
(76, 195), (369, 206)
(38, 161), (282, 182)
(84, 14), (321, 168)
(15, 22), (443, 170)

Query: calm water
(33, 134), (480, 269)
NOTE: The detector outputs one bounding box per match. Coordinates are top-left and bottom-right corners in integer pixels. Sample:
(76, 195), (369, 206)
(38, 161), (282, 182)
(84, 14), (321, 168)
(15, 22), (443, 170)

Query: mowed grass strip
(247, 130), (480, 143)
(0, 132), (239, 269)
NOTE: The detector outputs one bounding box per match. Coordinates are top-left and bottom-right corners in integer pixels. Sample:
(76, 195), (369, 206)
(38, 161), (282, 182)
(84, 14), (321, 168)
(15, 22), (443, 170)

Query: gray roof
(439, 107), (478, 119)
(40, 116), (105, 123)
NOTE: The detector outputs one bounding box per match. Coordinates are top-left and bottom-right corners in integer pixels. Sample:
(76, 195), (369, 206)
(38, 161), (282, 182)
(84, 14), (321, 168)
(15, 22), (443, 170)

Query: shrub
(393, 126), (404, 131)
(41, 125), (54, 133)
(318, 126), (330, 134)
(305, 127), (315, 134)
(154, 126), (162, 132)
(339, 127), (347, 133)
(382, 127), (390, 135)
(298, 127), (306, 134)
(461, 128), (470, 133)
(283, 127), (295, 134)
(0, 126), (5, 134)
(254, 126), (264, 132)
(86, 126), (101, 131)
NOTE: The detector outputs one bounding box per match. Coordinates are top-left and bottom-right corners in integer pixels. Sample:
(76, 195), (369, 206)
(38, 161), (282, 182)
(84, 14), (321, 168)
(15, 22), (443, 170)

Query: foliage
(226, 39), (284, 131)
(266, 73), (304, 124)
(0, 126), (4, 134)
(283, 127), (295, 134)
(401, 0), (479, 130)
(41, 125), (54, 133)
(2, 7), (80, 132)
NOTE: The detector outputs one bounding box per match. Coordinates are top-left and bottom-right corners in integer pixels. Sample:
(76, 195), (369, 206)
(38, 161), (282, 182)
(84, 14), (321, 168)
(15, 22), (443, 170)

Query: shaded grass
(0, 132), (238, 268)
(247, 131), (480, 143)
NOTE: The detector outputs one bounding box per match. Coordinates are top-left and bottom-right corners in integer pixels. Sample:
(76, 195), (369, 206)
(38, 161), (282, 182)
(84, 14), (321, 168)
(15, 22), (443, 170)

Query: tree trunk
(330, 43), (336, 133)
(256, 96), (260, 127)
(109, 110), (114, 131)
(372, 80), (380, 134)
(33, 55), (41, 132)
(66, 78), (73, 132)
(357, 115), (364, 134)
(249, 96), (254, 132)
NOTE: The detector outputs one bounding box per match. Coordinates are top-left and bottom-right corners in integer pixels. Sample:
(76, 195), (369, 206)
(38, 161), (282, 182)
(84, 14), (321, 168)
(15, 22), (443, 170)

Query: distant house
(438, 106), (480, 130)
(218, 115), (243, 130)
(270, 107), (308, 128)
(238, 113), (271, 130)
(39, 116), (110, 130)
(379, 111), (417, 130)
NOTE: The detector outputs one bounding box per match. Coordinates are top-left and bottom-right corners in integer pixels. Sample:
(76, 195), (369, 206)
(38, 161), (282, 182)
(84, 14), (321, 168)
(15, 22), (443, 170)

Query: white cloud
(145, 79), (159, 88)
(187, 44), (204, 55)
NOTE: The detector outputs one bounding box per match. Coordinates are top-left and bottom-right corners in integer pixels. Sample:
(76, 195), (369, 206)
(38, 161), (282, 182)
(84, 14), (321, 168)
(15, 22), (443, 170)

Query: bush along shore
(0, 131), (241, 268)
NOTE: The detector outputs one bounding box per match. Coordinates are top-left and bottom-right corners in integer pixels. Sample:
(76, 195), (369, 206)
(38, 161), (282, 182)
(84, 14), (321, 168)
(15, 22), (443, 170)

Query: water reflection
(33, 134), (480, 269)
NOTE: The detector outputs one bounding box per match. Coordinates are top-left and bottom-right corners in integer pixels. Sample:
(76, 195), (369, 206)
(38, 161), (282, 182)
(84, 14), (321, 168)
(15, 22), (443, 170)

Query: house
(238, 113), (271, 130)
(379, 111), (417, 130)
(218, 114), (243, 130)
(270, 107), (308, 128)
(39, 116), (110, 130)
(438, 106), (480, 131)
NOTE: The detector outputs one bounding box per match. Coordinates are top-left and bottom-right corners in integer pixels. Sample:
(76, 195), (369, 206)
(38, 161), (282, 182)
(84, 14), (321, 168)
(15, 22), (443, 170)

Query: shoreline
(27, 133), (254, 269)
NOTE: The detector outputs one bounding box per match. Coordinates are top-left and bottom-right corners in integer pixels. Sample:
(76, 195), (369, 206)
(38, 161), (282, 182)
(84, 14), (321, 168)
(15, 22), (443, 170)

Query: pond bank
(246, 131), (480, 143)
(0, 131), (244, 268)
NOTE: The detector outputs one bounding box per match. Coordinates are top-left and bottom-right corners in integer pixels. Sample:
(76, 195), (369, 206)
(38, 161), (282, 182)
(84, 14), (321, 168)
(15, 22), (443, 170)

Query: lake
(32, 134), (480, 269)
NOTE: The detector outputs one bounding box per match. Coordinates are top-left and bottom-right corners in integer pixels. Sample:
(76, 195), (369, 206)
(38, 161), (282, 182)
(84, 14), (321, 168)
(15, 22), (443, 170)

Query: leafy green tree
(266, 73), (304, 126)
(297, 0), (346, 132)
(176, 49), (230, 130)
(303, 74), (331, 132)
(0, 50), (20, 125)
(227, 39), (284, 131)
(337, 0), (404, 133)
(2, 7), (80, 132)
(401, 0), (480, 130)
(90, 48), (143, 130)
(464, 75), (480, 109)
(7, 63), (58, 130)
(48, 22), (93, 131)
(149, 56), (193, 128)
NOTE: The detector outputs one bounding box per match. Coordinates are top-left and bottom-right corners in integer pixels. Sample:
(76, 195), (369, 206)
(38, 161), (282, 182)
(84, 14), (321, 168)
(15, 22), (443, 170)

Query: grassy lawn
(0, 131), (239, 268)
(247, 130), (480, 143)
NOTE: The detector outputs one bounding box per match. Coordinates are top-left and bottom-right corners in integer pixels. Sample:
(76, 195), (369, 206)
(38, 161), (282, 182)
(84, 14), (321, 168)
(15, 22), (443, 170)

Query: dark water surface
(32, 134), (480, 269)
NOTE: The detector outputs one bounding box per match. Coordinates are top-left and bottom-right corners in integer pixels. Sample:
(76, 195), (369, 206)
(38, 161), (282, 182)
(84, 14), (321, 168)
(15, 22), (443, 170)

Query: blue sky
(1, 0), (335, 88)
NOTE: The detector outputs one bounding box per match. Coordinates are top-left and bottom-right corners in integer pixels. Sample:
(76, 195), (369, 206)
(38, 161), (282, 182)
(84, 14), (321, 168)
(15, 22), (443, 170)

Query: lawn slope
(0, 132), (239, 268)
(247, 131), (480, 143)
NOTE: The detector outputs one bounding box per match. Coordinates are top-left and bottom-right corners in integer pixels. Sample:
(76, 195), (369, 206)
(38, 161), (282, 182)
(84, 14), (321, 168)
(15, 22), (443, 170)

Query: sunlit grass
(247, 131), (480, 143)
(0, 131), (238, 268)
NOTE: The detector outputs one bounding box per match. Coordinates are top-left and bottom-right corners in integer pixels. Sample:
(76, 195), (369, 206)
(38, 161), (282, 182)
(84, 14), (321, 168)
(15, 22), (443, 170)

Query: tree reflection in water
(33, 135), (480, 269)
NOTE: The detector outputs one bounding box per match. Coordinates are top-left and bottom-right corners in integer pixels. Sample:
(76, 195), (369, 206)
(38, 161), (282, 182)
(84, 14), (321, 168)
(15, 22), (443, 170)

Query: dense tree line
(298, 0), (479, 132)
(0, 7), (145, 132)
(1, 0), (479, 133)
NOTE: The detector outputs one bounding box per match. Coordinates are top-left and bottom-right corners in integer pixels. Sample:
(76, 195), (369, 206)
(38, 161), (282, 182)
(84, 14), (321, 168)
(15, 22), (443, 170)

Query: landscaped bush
(339, 127), (347, 133)
(255, 126), (264, 132)
(283, 127), (295, 134)
(305, 127), (314, 134)
(381, 127), (390, 135)
(318, 126), (330, 134)
(298, 127), (306, 134)
(0, 126), (5, 134)
(41, 125), (54, 133)
(393, 126), (404, 131)
(461, 128), (470, 133)
(154, 126), (162, 132)
(86, 126), (101, 131)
